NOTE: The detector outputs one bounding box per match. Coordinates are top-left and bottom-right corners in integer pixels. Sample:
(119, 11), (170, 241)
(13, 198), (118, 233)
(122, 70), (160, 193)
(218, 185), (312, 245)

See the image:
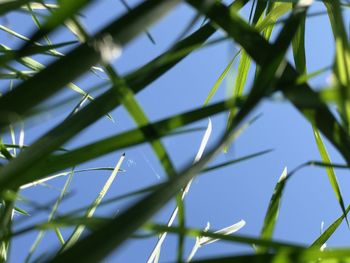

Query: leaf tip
(278, 167), (288, 183)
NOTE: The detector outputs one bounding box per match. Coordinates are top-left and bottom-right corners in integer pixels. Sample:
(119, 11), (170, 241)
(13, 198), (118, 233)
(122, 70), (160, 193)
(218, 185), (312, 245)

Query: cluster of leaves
(1, 0), (350, 262)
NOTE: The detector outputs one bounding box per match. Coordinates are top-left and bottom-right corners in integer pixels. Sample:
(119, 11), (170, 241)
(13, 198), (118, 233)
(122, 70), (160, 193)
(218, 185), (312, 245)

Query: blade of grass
(310, 203), (350, 249)
(260, 2), (292, 39)
(324, 1), (350, 133)
(0, 0), (40, 16)
(291, 0), (349, 230)
(147, 119), (212, 263)
(190, 247), (350, 263)
(0, 0), (304, 193)
(9, 216), (300, 251)
(295, 66), (331, 85)
(0, 1), (249, 195)
(0, 134), (15, 262)
(45, 5), (306, 262)
(312, 127), (349, 226)
(14, 206), (30, 216)
(257, 167), (288, 253)
(21, 3), (58, 10)
(25, 169), (75, 263)
(0, 24), (62, 57)
(0, 199), (13, 262)
(103, 66), (186, 261)
(145, 223), (303, 250)
(104, 66), (176, 177)
(0, 43), (105, 118)
(187, 0), (350, 168)
(187, 220), (245, 262)
(119, 0), (156, 45)
(225, 2), (291, 151)
(20, 0), (93, 47)
(47, 52), (284, 259)
(203, 52), (240, 106)
(31, 148), (270, 222)
(0, 23), (102, 78)
(125, 0), (248, 94)
(2, 98), (241, 191)
(202, 149), (273, 173)
(0, 0), (180, 129)
(0, 41), (77, 62)
(19, 166), (125, 190)
(291, 3), (306, 74)
(47, 121), (292, 262)
(60, 154), (125, 251)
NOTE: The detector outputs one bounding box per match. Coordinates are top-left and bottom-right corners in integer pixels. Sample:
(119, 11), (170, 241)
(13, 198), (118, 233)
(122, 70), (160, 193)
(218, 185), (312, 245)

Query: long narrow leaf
(0, 0), (180, 129)
(312, 127), (349, 226)
(45, 5), (307, 262)
(258, 167), (288, 253)
(0, 1), (250, 195)
(61, 154), (125, 250)
(147, 119), (212, 263)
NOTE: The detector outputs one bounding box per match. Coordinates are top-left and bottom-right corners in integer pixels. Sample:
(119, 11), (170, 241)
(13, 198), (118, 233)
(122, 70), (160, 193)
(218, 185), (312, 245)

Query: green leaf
(257, 2), (292, 38)
(0, 0), (40, 16)
(310, 203), (350, 249)
(291, 5), (306, 74)
(44, 5), (307, 262)
(189, 248), (350, 263)
(21, 0), (93, 46)
(61, 154), (125, 250)
(289, 0), (350, 239)
(119, 0), (156, 45)
(187, 0), (350, 168)
(225, 2), (291, 151)
(0, 0), (180, 129)
(324, 2), (350, 133)
(25, 169), (74, 262)
(202, 149), (273, 173)
(203, 52), (239, 106)
(0, 40), (77, 63)
(104, 66), (176, 177)
(0, 0), (249, 195)
(312, 127), (349, 226)
(0, 98), (239, 191)
(258, 167), (288, 253)
(147, 119), (212, 263)
(145, 223), (302, 250)
(14, 206), (30, 216)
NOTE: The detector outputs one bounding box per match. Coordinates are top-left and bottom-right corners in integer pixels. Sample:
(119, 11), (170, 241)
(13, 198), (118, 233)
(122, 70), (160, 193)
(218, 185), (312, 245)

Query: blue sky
(3, 0), (350, 262)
